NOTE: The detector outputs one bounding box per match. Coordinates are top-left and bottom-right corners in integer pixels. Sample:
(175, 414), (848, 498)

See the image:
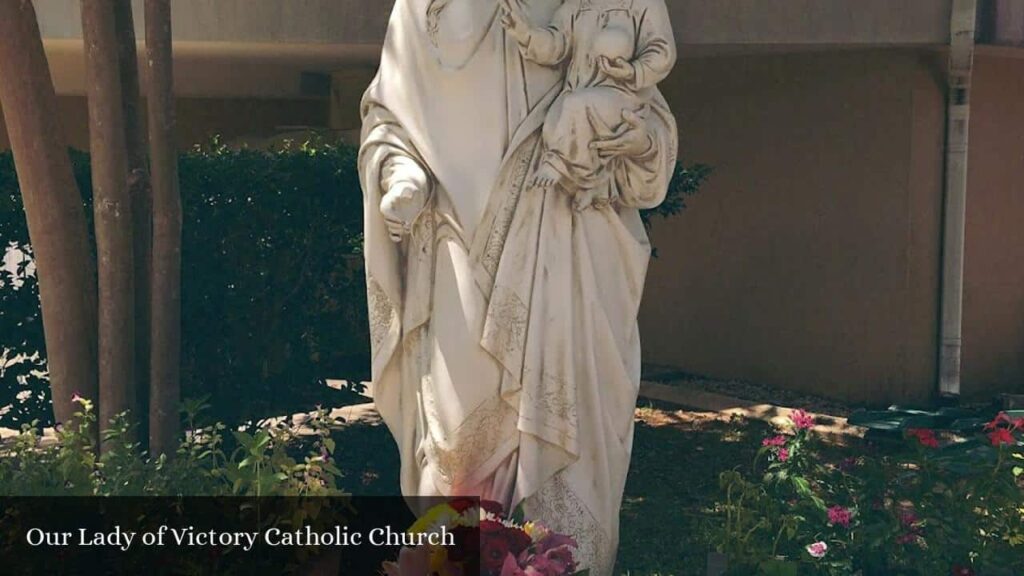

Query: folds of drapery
(471, 88), (676, 574)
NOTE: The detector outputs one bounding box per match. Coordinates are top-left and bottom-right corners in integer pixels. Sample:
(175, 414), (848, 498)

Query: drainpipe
(938, 0), (978, 398)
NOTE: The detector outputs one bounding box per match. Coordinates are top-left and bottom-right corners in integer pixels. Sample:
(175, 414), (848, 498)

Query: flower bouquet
(382, 498), (589, 576)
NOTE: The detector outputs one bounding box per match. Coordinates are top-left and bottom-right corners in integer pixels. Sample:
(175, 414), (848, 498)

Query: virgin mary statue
(358, 0), (677, 572)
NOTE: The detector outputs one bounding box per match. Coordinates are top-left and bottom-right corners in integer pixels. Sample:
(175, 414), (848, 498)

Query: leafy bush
(0, 139), (709, 427)
(712, 410), (1024, 575)
(0, 395), (343, 496)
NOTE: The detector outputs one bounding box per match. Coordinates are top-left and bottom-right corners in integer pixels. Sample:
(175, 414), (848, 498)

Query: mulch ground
(329, 400), (785, 576)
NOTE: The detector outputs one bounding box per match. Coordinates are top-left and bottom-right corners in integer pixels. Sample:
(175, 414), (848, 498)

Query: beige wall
(962, 54), (1024, 399)
(0, 96), (328, 151)
(639, 50), (947, 404)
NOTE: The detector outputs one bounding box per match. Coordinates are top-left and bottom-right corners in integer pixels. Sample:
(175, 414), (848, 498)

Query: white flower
(806, 541), (828, 559)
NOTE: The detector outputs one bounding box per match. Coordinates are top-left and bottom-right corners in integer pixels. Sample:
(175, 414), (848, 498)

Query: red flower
(481, 519), (505, 534)
(481, 500), (505, 516)
(762, 435), (788, 448)
(777, 447), (790, 462)
(951, 564), (976, 576)
(984, 412), (1011, 431)
(790, 409), (815, 430)
(505, 527), (532, 556)
(481, 533), (512, 574)
(448, 497), (477, 513)
(481, 525), (532, 574)
(988, 427), (1016, 446)
(907, 428), (940, 448)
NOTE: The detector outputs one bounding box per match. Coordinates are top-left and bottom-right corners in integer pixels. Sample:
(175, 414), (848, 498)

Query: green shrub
(0, 137), (709, 427)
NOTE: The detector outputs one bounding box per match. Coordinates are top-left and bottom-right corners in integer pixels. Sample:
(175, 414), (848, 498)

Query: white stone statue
(358, 0), (677, 572)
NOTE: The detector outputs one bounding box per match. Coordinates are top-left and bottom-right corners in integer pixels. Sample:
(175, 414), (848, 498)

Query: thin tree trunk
(0, 0), (99, 431)
(145, 0), (181, 456)
(81, 0), (136, 442)
(113, 0), (153, 438)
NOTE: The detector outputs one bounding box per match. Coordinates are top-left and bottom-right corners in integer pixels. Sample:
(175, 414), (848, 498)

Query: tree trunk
(113, 0), (153, 440)
(145, 0), (182, 456)
(0, 0), (99, 431)
(81, 0), (136, 442)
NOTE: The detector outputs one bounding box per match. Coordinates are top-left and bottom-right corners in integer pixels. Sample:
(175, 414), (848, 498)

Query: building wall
(639, 49), (947, 404)
(4, 47), (1024, 404)
(962, 54), (1024, 399)
(32, 0), (952, 48)
(0, 96), (327, 151)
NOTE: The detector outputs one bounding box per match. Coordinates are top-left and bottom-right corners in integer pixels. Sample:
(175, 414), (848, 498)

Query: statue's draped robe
(358, 1), (677, 572)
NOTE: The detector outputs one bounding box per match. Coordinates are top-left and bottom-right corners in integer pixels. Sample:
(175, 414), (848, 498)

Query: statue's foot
(530, 162), (561, 190)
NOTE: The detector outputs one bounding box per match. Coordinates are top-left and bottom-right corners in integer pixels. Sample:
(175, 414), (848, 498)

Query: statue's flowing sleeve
(358, 100), (435, 380)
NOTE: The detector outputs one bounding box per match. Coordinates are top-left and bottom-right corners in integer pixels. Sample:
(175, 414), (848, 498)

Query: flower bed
(711, 409), (1024, 575)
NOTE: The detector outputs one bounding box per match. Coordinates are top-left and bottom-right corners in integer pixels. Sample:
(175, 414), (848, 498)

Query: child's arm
(500, 0), (573, 67)
(599, 1), (676, 90)
(629, 0), (677, 90)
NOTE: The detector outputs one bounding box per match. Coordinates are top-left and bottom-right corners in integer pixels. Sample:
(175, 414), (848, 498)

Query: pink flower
(499, 554), (527, 576)
(762, 435), (788, 448)
(790, 409), (815, 430)
(534, 532), (576, 555)
(898, 507), (918, 527)
(907, 428), (940, 448)
(777, 447), (790, 462)
(951, 564), (976, 576)
(988, 427), (1016, 446)
(827, 505), (852, 528)
(805, 541), (828, 559)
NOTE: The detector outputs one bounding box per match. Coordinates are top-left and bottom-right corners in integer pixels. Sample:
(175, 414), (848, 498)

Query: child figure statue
(501, 0), (676, 210)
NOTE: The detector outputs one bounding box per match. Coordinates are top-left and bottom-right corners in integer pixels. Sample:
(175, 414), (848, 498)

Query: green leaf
(759, 559), (798, 576)
(511, 503), (527, 525)
(232, 431), (254, 450)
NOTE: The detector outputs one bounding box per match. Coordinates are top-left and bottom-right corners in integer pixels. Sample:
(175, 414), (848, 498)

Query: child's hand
(499, 0), (532, 45)
(600, 56), (636, 83)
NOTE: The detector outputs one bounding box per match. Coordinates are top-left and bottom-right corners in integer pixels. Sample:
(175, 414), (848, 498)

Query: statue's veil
(361, 0), (510, 237)
(425, 0), (500, 70)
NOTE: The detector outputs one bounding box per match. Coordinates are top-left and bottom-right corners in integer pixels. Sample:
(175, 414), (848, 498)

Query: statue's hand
(599, 56), (636, 83)
(499, 0), (532, 45)
(590, 109), (653, 161)
(380, 181), (428, 243)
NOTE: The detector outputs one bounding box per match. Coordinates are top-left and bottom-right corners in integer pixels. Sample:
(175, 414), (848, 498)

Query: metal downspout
(939, 0), (978, 398)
